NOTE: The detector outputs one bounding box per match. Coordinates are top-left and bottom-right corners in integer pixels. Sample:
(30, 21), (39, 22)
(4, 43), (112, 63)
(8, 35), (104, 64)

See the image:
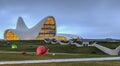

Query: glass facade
(5, 30), (20, 40)
(36, 17), (56, 40)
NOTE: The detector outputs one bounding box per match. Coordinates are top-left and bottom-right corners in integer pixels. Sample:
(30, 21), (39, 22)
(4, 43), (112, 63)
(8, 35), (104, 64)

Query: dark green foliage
(75, 41), (82, 45)
(60, 40), (69, 43)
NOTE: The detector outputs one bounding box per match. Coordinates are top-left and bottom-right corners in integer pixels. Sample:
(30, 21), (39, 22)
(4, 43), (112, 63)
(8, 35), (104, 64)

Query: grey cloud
(1, 0), (120, 39)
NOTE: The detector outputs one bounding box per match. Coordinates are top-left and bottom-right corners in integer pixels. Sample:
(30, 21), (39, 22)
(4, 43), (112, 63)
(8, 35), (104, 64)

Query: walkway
(0, 57), (120, 65)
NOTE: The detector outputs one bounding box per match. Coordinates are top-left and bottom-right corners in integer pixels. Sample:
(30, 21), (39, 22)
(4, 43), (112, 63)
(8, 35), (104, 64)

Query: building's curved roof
(56, 34), (83, 39)
(5, 16), (55, 40)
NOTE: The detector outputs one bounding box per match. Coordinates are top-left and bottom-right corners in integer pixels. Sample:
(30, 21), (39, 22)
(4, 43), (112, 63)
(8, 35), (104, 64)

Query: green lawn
(0, 53), (114, 61)
(0, 40), (106, 55)
(0, 41), (120, 66)
(97, 42), (120, 49)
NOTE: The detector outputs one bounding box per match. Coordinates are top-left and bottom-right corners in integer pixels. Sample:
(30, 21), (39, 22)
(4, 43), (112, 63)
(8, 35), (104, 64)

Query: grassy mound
(97, 42), (120, 49)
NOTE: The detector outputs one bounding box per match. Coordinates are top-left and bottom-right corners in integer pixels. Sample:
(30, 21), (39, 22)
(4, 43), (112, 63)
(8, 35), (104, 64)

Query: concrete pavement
(0, 57), (120, 65)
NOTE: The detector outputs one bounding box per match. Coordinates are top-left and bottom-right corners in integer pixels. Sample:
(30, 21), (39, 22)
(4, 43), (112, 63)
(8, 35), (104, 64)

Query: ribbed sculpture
(4, 16), (56, 40)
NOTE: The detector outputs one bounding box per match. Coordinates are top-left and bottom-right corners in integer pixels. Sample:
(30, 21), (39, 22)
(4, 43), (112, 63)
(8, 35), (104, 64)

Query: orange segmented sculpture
(36, 46), (49, 55)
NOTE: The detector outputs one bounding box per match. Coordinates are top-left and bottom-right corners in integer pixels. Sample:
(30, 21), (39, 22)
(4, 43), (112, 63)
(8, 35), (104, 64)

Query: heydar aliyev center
(4, 16), (82, 40)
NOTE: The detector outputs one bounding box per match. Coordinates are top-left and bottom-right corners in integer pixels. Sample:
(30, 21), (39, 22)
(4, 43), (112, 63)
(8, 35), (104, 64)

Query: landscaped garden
(97, 42), (120, 49)
(0, 40), (120, 66)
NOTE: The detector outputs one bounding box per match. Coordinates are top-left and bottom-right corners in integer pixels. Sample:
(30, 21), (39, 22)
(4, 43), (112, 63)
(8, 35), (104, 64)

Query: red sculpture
(36, 46), (49, 55)
(22, 51), (27, 55)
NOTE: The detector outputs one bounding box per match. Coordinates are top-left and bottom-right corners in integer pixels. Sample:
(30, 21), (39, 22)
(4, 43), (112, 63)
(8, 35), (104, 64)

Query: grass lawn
(0, 45), (106, 54)
(1, 61), (120, 66)
(0, 53), (115, 61)
(97, 42), (120, 49)
(0, 40), (106, 55)
(0, 41), (120, 66)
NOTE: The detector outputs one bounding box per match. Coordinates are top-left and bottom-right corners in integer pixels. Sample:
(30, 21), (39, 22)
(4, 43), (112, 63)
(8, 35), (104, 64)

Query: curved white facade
(4, 16), (82, 40)
(57, 34), (82, 40)
(4, 16), (56, 40)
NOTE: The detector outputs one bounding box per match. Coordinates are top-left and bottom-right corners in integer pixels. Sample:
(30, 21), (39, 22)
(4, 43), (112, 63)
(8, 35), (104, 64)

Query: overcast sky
(0, 0), (120, 39)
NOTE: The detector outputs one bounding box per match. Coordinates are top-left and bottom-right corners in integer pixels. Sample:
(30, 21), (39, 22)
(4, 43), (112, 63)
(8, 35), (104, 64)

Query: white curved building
(4, 16), (56, 40)
(4, 16), (82, 40)
(56, 34), (82, 40)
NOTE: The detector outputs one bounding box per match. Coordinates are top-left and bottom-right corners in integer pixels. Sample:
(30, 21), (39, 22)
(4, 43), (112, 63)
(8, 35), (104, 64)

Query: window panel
(36, 17), (56, 40)
(5, 30), (20, 40)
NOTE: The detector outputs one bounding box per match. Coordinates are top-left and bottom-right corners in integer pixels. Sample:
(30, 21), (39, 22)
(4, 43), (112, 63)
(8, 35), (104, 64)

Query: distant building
(80, 38), (119, 42)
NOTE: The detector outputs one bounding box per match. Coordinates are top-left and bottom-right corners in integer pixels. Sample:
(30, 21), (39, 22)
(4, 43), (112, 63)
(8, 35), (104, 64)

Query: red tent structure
(36, 46), (49, 55)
